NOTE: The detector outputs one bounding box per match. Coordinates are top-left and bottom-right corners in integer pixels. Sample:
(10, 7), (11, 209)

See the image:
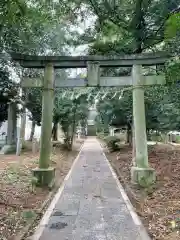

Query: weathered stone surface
(32, 167), (55, 187)
(0, 144), (16, 154)
(131, 166), (156, 186)
(39, 63), (54, 170)
(11, 52), (169, 68)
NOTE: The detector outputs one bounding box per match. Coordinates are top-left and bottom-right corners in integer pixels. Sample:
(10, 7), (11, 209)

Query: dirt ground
(0, 139), (83, 240)
(105, 143), (180, 240)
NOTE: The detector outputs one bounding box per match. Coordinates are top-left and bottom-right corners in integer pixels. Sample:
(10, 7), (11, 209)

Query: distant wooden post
(32, 138), (38, 154)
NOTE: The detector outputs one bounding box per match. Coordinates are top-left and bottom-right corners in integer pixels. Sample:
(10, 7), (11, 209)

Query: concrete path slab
(32, 138), (150, 240)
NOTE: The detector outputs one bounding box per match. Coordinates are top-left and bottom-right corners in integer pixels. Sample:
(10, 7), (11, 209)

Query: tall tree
(62, 0), (180, 54)
(0, 65), (19, 126)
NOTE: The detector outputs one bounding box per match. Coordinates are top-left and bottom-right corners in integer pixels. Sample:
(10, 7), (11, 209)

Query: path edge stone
(101, 149), (151, 240)
(30, 143), (85, 240)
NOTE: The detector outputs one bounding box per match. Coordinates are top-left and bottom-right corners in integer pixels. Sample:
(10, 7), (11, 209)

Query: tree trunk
(29, 120), (36, 141)
(132, 0), (144, 54)
(146, 130), (149, 141)
(69, 105), (77, 151)
(155, 130), (159, 143)
(52, 122), (58, 141)
(127, 123), (132, 146)
(132, 123), (136, 166)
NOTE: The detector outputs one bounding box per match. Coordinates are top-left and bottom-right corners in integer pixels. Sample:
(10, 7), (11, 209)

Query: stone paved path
(35, 138), (150, 240)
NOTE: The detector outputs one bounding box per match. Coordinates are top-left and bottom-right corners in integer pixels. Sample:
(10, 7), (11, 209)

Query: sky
(68, 12), (96, 77)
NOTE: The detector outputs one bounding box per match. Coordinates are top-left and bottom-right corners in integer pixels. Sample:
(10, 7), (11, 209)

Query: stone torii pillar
(131, 65), (155, 186)
(7, 103), (17, 145)
(0, 103), (17, 154)
(32, 63), (55, 186)
(16, 106), (26, 156)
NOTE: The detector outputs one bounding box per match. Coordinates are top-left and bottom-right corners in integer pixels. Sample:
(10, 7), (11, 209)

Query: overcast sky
(69, 12), (96, 76)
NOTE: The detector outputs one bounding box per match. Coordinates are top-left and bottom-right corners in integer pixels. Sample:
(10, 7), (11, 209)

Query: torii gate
(10, 52), (168, 187)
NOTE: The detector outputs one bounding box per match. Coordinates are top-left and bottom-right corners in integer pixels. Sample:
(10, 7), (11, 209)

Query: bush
(62, 137), (72, 150)
(96, 132), (106, 140)
(176, 135), (180, 143)
(104, 136), (120, 152)
(151, 134), (162, 142)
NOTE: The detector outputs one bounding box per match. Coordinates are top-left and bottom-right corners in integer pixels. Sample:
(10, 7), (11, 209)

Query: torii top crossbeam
(10, 52), (169, 68)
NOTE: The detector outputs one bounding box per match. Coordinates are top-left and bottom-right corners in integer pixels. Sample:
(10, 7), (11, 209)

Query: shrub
(96, 132), (106, 140)
(176, 135), (180, 143)
(104, 136), (120, 152)
(62, 137), (72, 150)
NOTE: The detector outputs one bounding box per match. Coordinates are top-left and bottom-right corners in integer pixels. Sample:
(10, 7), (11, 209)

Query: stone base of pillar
(32, 167), (55, 187)
(131, 166), (156, 187)
(0, 144), (16, 155)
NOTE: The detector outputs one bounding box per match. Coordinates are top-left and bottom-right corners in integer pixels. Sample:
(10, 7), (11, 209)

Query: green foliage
(64, 0), (180, 54)
(54, 89), (89, 149)
(31, 176), (38, 193)
(0, 65), (19, 124)
(138, 175), (155, 188)
(26, 88), (42, 126)
(104, 136), (120, 152)
(165, 57), (180, 84)
(76, 0), (180, 136)
(95, 100), (112, 134)
(5, 166), (21, 184)
(92, 82), (180, 136)
(165, 13), (180, 39)
(0, 0), (72, 127)
(96, 132), (106, 140)
(176, 136), (180, 143)
(0, 0), (70, 54)
(145, 84), (180, 132)
(22, 210), (36, 221)
(94, 88), (132, 135)
(1, 0), (180, 145)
